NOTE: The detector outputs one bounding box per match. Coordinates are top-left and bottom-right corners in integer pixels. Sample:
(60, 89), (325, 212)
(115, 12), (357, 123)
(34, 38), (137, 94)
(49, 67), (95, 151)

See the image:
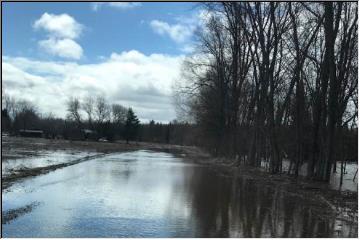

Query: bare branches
(66, 97), (82, 127)
(175, 2), (357, 180)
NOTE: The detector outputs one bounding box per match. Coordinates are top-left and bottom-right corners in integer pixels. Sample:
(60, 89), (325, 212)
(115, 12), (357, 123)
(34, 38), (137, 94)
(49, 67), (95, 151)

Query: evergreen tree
(124, 108), (140, 143)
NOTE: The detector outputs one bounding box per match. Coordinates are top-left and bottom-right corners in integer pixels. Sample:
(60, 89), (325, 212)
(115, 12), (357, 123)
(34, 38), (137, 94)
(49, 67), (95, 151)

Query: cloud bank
(2, 50), (184, 122)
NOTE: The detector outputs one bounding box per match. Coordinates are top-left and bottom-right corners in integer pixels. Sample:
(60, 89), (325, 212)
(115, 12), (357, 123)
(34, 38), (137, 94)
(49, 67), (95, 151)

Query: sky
(2, 2), (203, 122)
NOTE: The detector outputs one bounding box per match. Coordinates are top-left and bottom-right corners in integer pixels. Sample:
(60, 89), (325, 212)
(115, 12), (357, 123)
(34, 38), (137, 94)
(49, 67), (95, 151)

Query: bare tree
(176, 2), (357, 182)
(13, 100), (39, 130)
(82, 95), (95, 129)
(66, 97), (82, 128)
(95, 96), (111, 124)
(112, 104), (127, 124)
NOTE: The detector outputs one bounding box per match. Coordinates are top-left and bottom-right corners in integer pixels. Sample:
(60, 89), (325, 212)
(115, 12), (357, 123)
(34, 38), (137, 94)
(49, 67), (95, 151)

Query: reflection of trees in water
(182, 168), (348, 237)
(178, 168), (231, 237)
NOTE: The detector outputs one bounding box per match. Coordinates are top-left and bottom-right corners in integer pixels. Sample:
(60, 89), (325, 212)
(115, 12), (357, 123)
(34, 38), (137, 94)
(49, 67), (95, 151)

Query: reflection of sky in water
(2, 150), (357, 237)
(329, 162), (358, 192)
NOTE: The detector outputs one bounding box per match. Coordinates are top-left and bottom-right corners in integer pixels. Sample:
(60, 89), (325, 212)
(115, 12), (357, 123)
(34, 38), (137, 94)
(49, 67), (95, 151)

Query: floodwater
(2, 150), (98, 177)
(261, 159), (358, 192)
(2, 150), (358, 237)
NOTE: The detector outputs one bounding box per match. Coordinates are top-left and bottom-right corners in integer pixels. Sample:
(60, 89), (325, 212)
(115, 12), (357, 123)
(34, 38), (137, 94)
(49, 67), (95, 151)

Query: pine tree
(124, 108), (140, 143)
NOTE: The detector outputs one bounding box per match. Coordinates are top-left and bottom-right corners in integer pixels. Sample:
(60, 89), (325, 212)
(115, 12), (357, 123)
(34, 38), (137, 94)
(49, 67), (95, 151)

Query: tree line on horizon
(1, 93), (197, 145)
(175, 2), (358, 182)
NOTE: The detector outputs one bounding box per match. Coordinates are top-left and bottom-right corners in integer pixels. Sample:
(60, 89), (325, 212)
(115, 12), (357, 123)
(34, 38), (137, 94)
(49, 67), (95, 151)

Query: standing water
(2, 150), (357, 237)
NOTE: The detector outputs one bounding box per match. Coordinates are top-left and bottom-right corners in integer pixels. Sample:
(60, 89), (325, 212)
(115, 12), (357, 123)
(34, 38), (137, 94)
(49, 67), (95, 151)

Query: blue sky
(2, 2), (204, 122)
(3, 2), (198, 60)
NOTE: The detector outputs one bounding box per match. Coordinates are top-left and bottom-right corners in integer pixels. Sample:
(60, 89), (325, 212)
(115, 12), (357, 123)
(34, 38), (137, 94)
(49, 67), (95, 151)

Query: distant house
(19, 129), (44, 138)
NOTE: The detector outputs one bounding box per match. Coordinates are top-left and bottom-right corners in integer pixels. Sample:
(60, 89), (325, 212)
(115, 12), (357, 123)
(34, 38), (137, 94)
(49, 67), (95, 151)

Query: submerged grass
(2, 202), (40, 224)
(2, 153), (111, 190)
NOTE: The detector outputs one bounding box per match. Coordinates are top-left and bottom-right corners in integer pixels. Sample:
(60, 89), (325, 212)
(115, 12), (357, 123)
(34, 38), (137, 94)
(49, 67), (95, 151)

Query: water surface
(2, 150), (97, 177)
(2, 150), (357, 237)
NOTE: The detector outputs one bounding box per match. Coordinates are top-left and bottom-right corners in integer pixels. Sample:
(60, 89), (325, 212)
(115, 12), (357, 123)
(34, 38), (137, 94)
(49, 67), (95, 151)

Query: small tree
(66, 97), (82, 128)
(83, 95), (95, 129)
(112, 104), (127, 124)
(124, 108), (140, 143)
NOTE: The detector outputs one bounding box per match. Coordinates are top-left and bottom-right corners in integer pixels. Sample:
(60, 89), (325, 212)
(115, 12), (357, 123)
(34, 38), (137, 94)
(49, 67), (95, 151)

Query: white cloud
(149, 9), (216, 53)
(2, 50), (184, 122)
(180, 44), (195, 54)
(92, 2), (142, 11)
(2, 62), (47, 89)
(150, 20), (195, 43)
(33, 13), (84, 60)
(148, 10), (212, 53)
(33, 12), (83, 39)
(38, 38), (83, 60)
(108, 2), (142, 9)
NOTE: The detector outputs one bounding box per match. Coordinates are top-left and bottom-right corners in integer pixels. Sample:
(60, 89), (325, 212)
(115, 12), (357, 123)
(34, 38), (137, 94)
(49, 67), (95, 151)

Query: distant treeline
(1, 94), (198, 145)
(175, 2), (358, 182)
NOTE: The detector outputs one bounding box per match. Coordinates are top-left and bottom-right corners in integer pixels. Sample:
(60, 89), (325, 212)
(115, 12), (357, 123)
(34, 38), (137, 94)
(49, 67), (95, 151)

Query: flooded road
(2, 150), (357, 237)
